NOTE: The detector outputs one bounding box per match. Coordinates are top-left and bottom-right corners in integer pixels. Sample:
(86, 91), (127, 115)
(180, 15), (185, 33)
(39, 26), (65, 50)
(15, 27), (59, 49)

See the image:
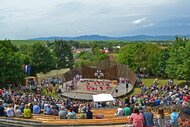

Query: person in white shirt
(115, 106), (124, 116)
(175, 96), (181, 106)
(15, 105), (23, 118)
(6, 104), (14, 117)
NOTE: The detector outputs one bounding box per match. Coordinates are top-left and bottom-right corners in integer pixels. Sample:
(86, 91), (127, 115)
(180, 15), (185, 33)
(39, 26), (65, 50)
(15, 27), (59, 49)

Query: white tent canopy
(92, 94), (114, 102)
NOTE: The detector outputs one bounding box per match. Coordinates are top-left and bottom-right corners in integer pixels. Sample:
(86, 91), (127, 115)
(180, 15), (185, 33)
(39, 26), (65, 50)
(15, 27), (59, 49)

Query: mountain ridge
(30, 34), (190, 41)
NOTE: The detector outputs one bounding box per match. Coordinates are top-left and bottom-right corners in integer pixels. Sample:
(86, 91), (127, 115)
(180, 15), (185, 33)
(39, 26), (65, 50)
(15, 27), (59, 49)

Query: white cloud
(143, 23), (155, 28)
(0, 0), (190, 39)
(132, 17), (146, 25)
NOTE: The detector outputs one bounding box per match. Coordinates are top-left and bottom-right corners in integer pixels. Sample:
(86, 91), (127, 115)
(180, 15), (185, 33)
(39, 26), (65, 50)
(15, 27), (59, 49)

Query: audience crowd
(0, 79), (189, 127)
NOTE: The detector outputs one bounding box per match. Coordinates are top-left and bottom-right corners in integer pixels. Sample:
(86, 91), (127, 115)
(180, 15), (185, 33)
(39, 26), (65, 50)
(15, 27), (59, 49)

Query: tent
(92, 94), (114, 102)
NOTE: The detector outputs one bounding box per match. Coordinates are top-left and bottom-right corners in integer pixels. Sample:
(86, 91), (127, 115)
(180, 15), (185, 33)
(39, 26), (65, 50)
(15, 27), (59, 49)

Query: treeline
(117, 37), (190, 80)
(0, 40), (115, 87)
(0, 40), (74, 87)
(0, 37), (188, 87)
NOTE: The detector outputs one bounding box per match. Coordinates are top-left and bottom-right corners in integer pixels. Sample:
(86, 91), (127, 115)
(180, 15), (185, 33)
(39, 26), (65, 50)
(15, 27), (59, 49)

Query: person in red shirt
(183, 94), (188, 103)
(0, 89), (3, 96)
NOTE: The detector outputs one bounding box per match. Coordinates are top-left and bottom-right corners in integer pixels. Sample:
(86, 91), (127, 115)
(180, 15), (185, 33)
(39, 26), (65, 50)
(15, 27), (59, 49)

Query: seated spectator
(115, 106), (124, 116)
(45, 105), (52, 115)
(33, 103), (40, 114)
(0, 101), (5, 116)
(15, 105), (23, 118)
(51, 106), (58, 116)
(124, 104), (131, 116)
(79, 110), (86, 119)
(24, 105), (31, 118)
(155, 98), (161, 106)
(59, 106), (67, 119)
(19, 103), (25, 113)
(86, 108), (93, 119)
(6, 104), (14, 117)
(29, 103), (33, 113)
(178, 107), (190, 126)
(67, 108), (77, 119)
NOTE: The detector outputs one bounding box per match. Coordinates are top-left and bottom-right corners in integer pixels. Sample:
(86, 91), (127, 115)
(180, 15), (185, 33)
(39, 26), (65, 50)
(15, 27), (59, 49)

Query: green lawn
(142, 78), (185, 87)
(128, 78), (186, 95)
(41, 85), (59, 99)
(11, 40), (48, 46)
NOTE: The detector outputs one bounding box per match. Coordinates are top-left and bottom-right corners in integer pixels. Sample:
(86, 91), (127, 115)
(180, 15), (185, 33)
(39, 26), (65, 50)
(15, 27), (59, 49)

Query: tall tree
(155, 48), (170, 78)
(182, 40), (190, 80)
(0, 40), (25, 88)
(165, 37), (187, 79)
(30, 43), (56, 74)
(53, 40), (74, 69)
(117, 43), (160, 75)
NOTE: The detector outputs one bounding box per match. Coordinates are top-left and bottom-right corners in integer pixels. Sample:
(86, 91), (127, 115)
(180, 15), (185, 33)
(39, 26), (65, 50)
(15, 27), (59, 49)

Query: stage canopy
(92, 94), (114, 102)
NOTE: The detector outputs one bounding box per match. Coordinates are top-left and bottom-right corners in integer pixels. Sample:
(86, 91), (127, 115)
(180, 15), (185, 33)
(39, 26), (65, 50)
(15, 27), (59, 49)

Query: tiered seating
(0, 108), (179, 126)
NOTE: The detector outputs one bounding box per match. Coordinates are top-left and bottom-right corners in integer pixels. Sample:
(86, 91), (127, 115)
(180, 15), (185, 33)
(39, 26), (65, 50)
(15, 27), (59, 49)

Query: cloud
(143, 23), (155, 28)
(0, 0), (190, 39)
(132, 17), (146, 25)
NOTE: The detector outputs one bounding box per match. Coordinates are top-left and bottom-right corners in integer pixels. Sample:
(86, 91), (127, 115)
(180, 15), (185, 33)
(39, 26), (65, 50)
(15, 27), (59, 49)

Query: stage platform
(60, 79), (133, 100)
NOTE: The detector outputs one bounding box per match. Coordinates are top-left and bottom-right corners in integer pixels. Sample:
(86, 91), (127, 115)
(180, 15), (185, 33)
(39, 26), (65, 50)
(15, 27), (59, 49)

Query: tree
(53, 40), (74, 69)
(0, 40), (25, 88)
(30, 43), (56, 74)
(182, 40), (190, 80)
(165, 37), (187, 79)
(155, 48), (170, 78)
(117, 43), (161, 75)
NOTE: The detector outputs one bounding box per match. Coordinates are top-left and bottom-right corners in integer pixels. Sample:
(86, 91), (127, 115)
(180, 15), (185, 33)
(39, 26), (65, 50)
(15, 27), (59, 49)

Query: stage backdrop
(81, 65), (117, 80)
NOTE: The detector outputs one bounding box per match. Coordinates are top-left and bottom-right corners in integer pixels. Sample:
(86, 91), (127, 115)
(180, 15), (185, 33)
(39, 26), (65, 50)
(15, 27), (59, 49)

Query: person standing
(143, 107), (154, 127)
(170, 108), (179, 127)
(156, 109), (166, 127)
(130, 108), (144, 127)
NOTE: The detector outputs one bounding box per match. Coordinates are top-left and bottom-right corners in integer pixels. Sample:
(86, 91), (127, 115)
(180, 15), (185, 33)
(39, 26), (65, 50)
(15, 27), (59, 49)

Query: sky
(0, 0), (190, 39)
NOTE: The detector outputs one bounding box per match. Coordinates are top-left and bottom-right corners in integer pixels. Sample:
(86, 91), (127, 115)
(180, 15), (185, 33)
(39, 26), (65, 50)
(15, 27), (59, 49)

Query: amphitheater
(0, 60), (185, 126)
(60, 60), (137, 100)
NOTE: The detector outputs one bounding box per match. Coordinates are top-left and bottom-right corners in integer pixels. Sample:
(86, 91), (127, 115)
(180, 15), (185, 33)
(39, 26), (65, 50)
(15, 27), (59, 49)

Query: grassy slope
(41, 85), (59, 99)
(129, 78), (186, 95)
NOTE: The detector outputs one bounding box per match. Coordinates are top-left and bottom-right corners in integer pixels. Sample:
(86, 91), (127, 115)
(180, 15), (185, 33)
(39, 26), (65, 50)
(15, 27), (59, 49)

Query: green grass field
(129, 78), (186, 95)
(10, 39), (131, 46)
(41, 85), (59, 99)
(11, 40), (48, 46)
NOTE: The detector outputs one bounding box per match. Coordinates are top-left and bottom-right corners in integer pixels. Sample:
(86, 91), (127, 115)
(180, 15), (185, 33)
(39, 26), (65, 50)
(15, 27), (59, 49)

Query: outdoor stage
(60, 60), (137, 100)
(60, 78), (133, 100)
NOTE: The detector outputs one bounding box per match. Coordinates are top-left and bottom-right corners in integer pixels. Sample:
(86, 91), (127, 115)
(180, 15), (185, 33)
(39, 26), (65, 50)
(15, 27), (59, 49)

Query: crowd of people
(114, 79), (190, 127)
(0, 78), (190, 127)
(0, 86), (93, 120)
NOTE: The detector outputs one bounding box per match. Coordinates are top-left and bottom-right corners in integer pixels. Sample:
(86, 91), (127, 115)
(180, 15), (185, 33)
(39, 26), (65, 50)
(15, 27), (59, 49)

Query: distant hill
(30, 35), (190, 41)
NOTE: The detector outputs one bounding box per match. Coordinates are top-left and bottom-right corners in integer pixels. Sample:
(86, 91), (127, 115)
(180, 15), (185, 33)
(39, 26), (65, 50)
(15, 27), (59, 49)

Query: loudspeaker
(126, 83), (128, 89)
